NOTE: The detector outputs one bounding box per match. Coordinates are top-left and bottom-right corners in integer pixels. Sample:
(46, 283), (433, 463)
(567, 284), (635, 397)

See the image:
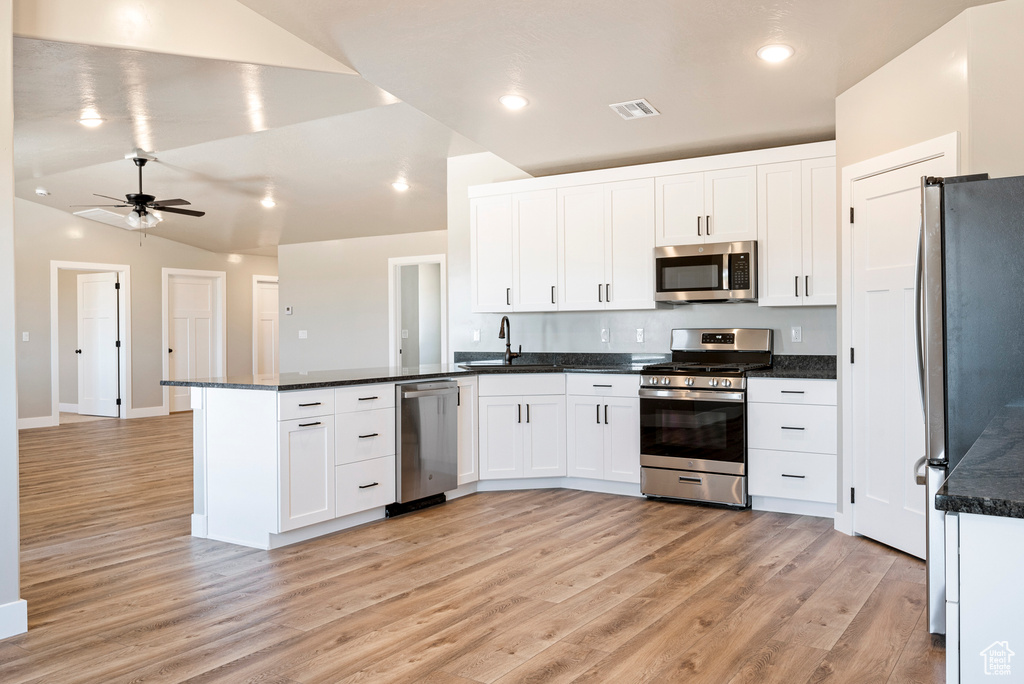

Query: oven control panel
(642, 375), (745, 391)
(701, 332), (735, 345)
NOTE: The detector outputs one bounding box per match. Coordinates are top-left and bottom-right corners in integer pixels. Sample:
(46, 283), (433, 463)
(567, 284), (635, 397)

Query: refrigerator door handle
(913, 455), (928, 486)
(915, 178), (928, 421)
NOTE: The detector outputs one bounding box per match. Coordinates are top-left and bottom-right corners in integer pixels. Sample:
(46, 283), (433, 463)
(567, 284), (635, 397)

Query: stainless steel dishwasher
(389, 380), (459, 515)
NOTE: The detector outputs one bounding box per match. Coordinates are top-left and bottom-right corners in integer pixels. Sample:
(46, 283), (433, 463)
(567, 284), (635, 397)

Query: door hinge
(115, 340), (121, 348)
(849, 207), (855, 224)
(114, 282), (121, 290)
(116, 398), (122, 406)
(850, 347), (855, 364)
(850, 487), (856, 504)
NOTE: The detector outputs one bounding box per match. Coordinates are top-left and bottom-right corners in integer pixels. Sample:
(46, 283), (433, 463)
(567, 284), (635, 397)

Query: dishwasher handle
(401, 387), (458, 399)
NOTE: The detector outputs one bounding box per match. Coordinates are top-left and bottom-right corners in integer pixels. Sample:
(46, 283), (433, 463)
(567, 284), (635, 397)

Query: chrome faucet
(498, 316), (521, 365)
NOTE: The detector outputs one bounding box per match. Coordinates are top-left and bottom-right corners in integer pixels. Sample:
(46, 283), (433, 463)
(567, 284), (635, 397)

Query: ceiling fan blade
(156, 206), (205, 217)
(70, 204), (128, 208)
(150, 198), (191, 207)
(93, 193), (128, 202)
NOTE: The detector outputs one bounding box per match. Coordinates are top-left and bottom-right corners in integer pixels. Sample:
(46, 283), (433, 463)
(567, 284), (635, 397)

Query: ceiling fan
(72, 153), (205, 229)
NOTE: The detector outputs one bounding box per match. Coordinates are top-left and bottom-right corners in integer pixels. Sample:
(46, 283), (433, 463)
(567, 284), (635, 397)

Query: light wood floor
(5, 412), (944, 683)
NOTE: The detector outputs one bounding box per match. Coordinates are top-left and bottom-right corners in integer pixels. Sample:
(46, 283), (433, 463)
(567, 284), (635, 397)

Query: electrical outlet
(601, 328), (610, 343)
(473, 329), (480, 342)
(21, 332), (29, 342)
(791, 326), (802, 343)
(636, 328), (644, 343)
(298, 330), (308, 339)
(285, 306), (293, 315)
(401, 329), (409, 339)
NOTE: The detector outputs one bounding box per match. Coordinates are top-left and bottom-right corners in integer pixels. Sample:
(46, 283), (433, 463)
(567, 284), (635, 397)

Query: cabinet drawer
(479, 373), (565, 397)
(336, 455), (395, 518)
(278, 389), (335, 421)
(747, 403), (837, 454)
(748, 449), (836, 503)
(566, 373), (639, 397)
(335, 383), (395, 413)
(336, 408), (396, 465)
(747, 378), (836, 405)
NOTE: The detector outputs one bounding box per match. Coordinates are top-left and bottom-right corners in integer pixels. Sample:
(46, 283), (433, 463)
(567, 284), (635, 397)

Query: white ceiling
(13, 0), (996, 254)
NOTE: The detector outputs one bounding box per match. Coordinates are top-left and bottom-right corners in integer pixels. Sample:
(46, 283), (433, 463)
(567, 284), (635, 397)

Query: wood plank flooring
(5, 412), (945, 683)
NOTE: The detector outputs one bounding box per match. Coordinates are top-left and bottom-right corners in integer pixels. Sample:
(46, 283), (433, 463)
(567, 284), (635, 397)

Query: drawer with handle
(747, 378), (836, 406)
(278, 389), (335, 421)
(565, 373), (639, 397)
(747, 402), (837, 454)
(335, 455), (395, 518)
(335, 383), (396, 413)
(748, 448), (836, 503)
(335, 407), (396, 465)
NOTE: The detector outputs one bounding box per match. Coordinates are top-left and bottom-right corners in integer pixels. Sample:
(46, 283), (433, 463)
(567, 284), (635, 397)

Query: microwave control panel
(728, 253), (751, 290)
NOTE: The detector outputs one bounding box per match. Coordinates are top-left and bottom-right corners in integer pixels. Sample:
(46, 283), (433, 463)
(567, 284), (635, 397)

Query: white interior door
(850, 160), (942, 558)
(77, 272), (119, 417)
(254, 278), (279, 376)
(168, 274), (217, 412)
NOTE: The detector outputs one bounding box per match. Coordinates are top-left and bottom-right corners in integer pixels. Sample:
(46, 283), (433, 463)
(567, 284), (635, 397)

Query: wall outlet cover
(472, 329), (480, 342)
(285, 306), (293, 315)
(21, 332), (28, 342)
(601, 328), (610, 343)
(791, 326), (802, 343)
(298, 330), (308, 339)
(636, 328), (644, 343)
(401, 329), (409, 339)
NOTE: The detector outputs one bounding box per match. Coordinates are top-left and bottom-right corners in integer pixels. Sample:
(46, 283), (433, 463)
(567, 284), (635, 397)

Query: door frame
(387, 254), (447, 368)
(837, 132), (959, 536)
(161, 268), (227, 413)
(252, 274), (279, 376)
(44, 260), (132, 428)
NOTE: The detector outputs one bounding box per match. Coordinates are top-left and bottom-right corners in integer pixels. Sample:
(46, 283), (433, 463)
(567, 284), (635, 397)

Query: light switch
(285, 306), (293, 315)
(401, 329), (409, 339)
(636, 328), (644, 343)
(601, 328), (610, 343)
(21, 332), (29, 342)
(298, 330), (308, 339)
(473, 329), (480, 342)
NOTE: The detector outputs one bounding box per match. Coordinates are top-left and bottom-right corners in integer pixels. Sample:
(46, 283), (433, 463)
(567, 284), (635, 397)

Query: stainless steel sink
(458, 362), (560, 370)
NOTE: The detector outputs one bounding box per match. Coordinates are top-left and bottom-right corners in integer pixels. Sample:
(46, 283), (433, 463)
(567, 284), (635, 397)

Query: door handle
(913, 455), (927, 486)
(781, 474), (806, 479)
(805, 275), (810, 297)
(697, 216), (701, 237)
(298, 402), (322, 407)
(795, 276), (799, 297)
(357, 396), (379, 401)
(604, 404), (608, 424)
(678, 475), (703, 484)
(358, 433), (379, 439)
(358, 482), (379, 489)
(780, 390), (804, 394)
(596, 404), (600, 424)
(781, 426), (806, 431)
(526, 404), (530, 423)
(706, 215), (711, 235)
(298, 421), (322, 428)
(506, 287), (511, 306)
(168, 348), (173, 353)
(605, 283), (611, 302)
(598, 284), (602, 302)
(551, 285), (555, 304)
(75, 349), (82, 354)
(518, 404), (521, 423)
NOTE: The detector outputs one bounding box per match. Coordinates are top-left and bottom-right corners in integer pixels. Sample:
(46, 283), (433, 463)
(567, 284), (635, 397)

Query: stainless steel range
(639, 328), (772, 507)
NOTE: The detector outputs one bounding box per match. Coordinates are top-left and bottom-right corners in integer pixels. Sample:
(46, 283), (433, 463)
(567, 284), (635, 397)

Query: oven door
(639, 388), (746, 475)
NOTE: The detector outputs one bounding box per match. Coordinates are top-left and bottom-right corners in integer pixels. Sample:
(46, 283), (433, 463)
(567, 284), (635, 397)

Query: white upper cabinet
(558, 178), (655, 311)
(512, 190), (559, 312)
(656, 166), (757, 246)
(470, 194), (514, 312)
(757, 157), (837, 307)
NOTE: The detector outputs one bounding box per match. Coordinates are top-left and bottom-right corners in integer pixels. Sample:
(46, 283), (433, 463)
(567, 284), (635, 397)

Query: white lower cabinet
(747, 378), (837, 514)
(335, 455), (396, 518)
(566, 374), (640, 483)
(334, 383), (396, 514)
(278, 415), (336, 532)
(457, 376), (479, 485)
(478, 374), (566, 480)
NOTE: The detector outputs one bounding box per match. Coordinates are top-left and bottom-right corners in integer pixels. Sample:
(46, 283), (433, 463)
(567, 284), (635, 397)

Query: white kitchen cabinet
(456, 376), (479, 485)
(335, 455), (396, 519)
(470, 194), (514, 313)
(757, 157), (837, 307)
(566, 374), (641, 484)
(557, 178), (655, 311)
(334, 383), (396, 516)
(656, 166), (757, 246)
(278, 415), (336, 532)
(747, 378), (837, 515)
(512, 189), (559, 312)
(478, 374), (566, 479)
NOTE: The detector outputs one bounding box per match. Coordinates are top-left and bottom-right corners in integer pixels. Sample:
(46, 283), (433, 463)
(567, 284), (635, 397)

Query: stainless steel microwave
(654, 241), (757, 303)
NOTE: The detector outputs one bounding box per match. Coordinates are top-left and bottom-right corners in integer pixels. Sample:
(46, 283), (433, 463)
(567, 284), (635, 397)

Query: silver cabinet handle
(358, 433), (379, 439)
(697, 215), (702, 236)
(805, 275), (810, 297)
(298, 421), (321, 428)
(298, 402), (322, 407)
(358, 482), (379, 489)
(357, 396), (378, 401)
(551, 285), (555, 304)
(506, 287), (511, 306)
(678, 475), (703, 484)
(598, 284), (603, 302)
(604, 404), (608, 424)
(596, 404), (600, 424)
(706, 215), (711, 234)
(605, 283), (611, 302)
(781, 474), (806, 479)
(795, 275), (799, 297)
(781, 426), (805, 431)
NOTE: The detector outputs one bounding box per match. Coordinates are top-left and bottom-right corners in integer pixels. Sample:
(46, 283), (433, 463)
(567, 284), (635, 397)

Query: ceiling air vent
(609, 98), (660, 120)
(73, 208), (133, 229)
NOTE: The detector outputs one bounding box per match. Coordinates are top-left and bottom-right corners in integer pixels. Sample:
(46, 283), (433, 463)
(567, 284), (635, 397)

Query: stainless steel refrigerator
(918, 173), (1024, 634)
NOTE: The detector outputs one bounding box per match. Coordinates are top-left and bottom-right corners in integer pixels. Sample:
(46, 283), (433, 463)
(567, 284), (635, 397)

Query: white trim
(59, 402), (78, 413)
(126, 405), (169, 419)
(387, 254), (448, 368)
(475, 477), (643, 498)
(251, 275), (279, 376)
(48, 261), (132, 426)
(191, 514), (208, 537)
(751, 496), (836, 518)
(0, 599), (28, 640)
(837, 132), (959, 537)
(162, 268), (228, 414)
(18, 415), (58, 430)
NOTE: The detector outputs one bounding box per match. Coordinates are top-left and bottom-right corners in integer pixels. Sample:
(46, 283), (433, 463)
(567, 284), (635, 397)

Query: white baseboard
(0, 599), (28, 640)
(447, 482), (480, 500)
(127, 406), (169, 419)
(59, 402), (78, 413)
(18, 415), (58, 430)
(474, 476), (642, 497)
(752, 495), (836, 518)
(191, 514), (208, 537)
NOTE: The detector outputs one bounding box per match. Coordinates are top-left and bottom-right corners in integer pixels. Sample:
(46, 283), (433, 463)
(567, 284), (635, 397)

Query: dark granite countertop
(747, 355), (837, 380)
(935, 405), (1024, 519)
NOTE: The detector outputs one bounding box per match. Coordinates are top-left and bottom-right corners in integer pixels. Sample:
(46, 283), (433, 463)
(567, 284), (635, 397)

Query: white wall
(447, 154), (838, 358)
(57, 269), (77, 405)
(400, 265), (420, 367)
(278, 230), (448, 372)
(1, 0), (27, 640)
(15, 200), (277, 418)
(418, 263), (441, 364)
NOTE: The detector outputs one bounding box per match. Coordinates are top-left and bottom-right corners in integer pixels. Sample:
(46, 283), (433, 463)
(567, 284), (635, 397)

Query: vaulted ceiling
(13, 0), (996, 255)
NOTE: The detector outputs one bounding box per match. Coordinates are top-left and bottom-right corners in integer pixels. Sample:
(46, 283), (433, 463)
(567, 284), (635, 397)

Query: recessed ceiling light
(757, 44), (794, 63)
(260, 197), (276, 208)
(392, 181), (409, 192)
(77, 116), (105, 127)
(34, 187), (50, 197)
(499, 94), (529, 110)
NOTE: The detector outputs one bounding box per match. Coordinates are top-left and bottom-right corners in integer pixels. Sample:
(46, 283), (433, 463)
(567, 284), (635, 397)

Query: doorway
(840, 133), (958, 558)
(253, 275), (279, 376)
(162, 269), (226, 413)
(388, 255), (447, 368)
(49, 261), (132, 427)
